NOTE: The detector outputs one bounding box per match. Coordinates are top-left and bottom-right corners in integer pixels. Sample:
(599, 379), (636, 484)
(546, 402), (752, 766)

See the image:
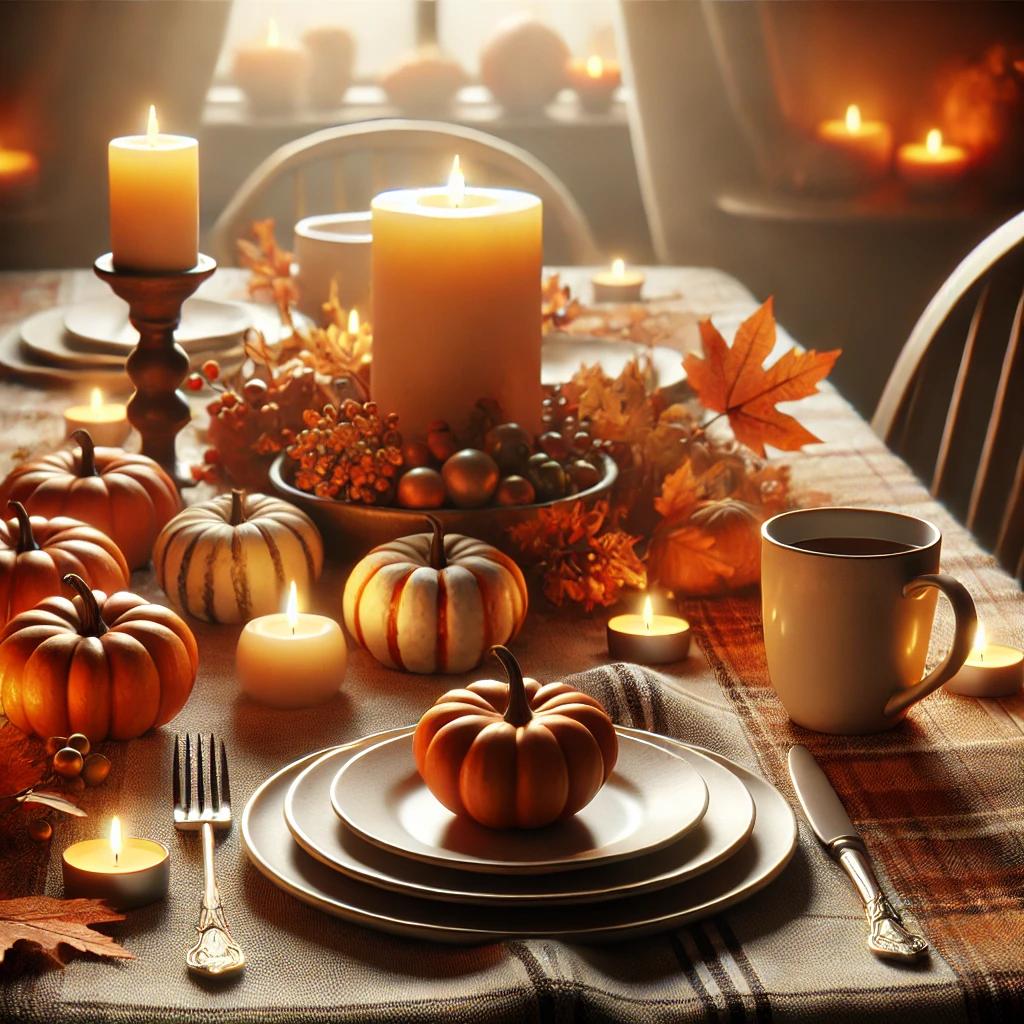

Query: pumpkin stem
(62, 573), (108, 637)
(9, 501), (38, 553)
(492, 645), (533, 728)
(425, 515), (447, 570)
(71, 429), (97, 477)
(229, 489), (247, 526)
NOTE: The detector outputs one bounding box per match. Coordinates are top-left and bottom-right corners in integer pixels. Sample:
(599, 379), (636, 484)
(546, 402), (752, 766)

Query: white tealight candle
(607, 595), (691, 664)
(591, 258), (645, 303)
(947, 623), (1023, 698)
(62, 816), (170, 910)
(236, 581), (348, 708)
(64, 388), (130, 447)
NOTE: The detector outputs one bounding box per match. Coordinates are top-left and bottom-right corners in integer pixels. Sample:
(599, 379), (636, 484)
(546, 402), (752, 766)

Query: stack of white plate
(242, 725), (797, 943)
(0, 296), (258, 387)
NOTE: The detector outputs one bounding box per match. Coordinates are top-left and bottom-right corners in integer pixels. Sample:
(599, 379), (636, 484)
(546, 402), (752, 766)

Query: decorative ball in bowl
(268, 449), (617, 556)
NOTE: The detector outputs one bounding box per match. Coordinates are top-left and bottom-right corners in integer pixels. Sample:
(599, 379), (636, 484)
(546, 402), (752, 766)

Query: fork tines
(173, 734), (232, 830)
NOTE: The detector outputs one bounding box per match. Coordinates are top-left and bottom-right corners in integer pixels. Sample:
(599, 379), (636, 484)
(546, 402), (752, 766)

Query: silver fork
(173, 734), (246, 977)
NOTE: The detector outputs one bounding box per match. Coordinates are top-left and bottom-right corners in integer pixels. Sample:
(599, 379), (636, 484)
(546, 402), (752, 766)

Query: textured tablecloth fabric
(0, 268), (1021, 1022)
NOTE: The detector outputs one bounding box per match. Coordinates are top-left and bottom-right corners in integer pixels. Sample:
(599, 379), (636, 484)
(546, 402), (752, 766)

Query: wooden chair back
(209, 119), (599, 266)
(873, 210), (1024, 579)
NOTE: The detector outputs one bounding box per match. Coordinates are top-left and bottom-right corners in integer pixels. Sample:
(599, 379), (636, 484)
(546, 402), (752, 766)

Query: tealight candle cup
(62, 837), (169, 910)
(607, 612), (691, 664)
(946, 642), (1023, 698)
(591, 259), (645, 303)
(63, 390), (131, 448)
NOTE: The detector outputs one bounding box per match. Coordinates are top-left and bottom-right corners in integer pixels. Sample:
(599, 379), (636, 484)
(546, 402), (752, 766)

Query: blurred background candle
(0, 141), (38, 204)
(236, 581), (348, 708)
(62, 816), (169, 910)
(607, 595), (692, 664)
(372, 156), (543, 438)
(568, 55), (621, 114)
(946, 623), (1023, 698)
(816, 104), (893, 187)
(64, 388), (130, 447)
(897, 129), (970, 196)
(592, 258), (645, 302)
(108, 105), (198, 272)
(232, 18), (306, 115)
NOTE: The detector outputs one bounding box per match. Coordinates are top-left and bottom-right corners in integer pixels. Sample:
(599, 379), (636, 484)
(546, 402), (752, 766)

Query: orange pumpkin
(0, 429), (181, 569)
(0, 573), (198, 741)
(0, 501), (129, 626)
(413, 646), (618, 829)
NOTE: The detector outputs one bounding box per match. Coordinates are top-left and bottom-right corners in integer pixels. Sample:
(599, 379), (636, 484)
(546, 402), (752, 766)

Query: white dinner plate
(285, 732), (754, 905)
(64, 296), (249, 352)
(331, 731), (708, 874)
(0, 323), (127, 387)
(541, 336), (684, 388)
(241, 726), (797, 943)
(21, 309), (125, 368)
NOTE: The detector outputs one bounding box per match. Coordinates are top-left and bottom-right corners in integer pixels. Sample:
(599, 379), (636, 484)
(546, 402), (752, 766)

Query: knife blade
(788, 744), (928, 962)
(787, 743), (859, 846)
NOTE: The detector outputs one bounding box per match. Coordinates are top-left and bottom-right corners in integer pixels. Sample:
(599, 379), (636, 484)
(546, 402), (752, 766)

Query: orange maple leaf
(683, 298), (840, 457)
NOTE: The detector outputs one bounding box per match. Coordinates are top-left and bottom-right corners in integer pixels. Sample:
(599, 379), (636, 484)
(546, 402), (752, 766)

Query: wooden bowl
(268, 452), (618, 558)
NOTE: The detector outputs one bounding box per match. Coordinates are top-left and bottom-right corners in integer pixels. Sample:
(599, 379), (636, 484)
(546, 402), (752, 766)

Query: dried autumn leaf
(683, 298), (840, 457)
(0, 896), (133, 967)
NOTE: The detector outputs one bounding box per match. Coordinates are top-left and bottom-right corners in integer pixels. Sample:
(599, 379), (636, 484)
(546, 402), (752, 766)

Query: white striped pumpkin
(343, 517), (528, 674)
(153, 490), (323, 623)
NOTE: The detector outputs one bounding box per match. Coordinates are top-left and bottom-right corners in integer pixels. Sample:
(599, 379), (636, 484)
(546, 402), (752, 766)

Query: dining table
(0, 264), (1021, 1024)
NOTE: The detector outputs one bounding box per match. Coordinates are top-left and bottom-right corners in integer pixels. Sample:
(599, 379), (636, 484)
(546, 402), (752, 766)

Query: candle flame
(347, 308), (360, 335)
(586, 55), (604, 78)
(642, 595), (653, 633)
(146, 104), (159, 143)
(286, 580), (298, 634)
(267, 17), (280, 47)
(845, 104), (861, 134)
(972, 621), (987, 659)
(926, 128), (942, 155)
(448, 154), (465, 208)
(110, 816), (122, 865)
(611, 257), (625, 279)
(90, 387), (103, 411)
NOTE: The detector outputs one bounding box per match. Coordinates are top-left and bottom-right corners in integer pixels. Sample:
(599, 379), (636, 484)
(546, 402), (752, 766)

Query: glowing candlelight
(642, 594), (654, 632)
(266, 17), (280, 48)
(815, 103), (893, 190)
(447, 155), (465, 208)
(347, 307), (360, 335)
(232, 16), (305, 114)
(110, 815), (122, 865)
(592, 256), (645, 302)
(64, 387), (130, 447)
(586, 55), (604, 79)
(845, 103), (861, 134)
(0, 139), (39, 203)
(286, 580), (298, 636)
(897, 127), (970, 195)
(948, 620), (1023, 698)
(607, 594), (691, 664)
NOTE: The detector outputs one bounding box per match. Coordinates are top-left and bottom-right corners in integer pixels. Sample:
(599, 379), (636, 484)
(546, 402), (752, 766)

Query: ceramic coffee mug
(293, 212), (372, 323)
(761, 507), (976, 734)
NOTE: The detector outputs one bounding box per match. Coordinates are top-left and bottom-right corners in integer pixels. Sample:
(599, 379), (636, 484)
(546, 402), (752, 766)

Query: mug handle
(883, 573), (977, 721)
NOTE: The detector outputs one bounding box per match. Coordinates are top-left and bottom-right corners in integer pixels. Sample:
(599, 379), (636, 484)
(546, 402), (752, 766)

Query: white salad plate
(63, 296), (249, 352)
(330, 731), (709, 875)
(241, 727), (797, 944)
(285, 730), (755, 905)
(541, 336), (684, 388)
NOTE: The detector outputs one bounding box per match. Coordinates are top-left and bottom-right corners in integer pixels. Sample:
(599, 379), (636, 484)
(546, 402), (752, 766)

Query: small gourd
(153, 489), (324, 623)
(343, 517), (527, 674)
(413, 646), (618, 829)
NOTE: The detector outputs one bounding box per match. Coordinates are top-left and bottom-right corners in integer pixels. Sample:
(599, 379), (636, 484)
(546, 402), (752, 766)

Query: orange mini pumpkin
(0, 429), (181, 569)
(0, 501), (130, 626)
(413, 646), (618, 829)
(0, 573), (198, 741)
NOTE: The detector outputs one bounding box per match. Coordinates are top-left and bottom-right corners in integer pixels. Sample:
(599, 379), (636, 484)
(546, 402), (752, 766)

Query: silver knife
(788, 744), (928, 961)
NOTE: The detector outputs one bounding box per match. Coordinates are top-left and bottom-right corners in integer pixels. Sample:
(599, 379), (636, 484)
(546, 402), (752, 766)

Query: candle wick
(114, 851), (119, 866)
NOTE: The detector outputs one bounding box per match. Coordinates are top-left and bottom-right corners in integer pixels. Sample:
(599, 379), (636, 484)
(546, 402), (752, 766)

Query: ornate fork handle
(187, 822), (246, 977)
(833, 839), (928, 961)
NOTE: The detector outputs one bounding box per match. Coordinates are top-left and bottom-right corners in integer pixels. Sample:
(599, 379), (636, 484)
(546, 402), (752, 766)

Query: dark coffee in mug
(790, 536), (916, 556)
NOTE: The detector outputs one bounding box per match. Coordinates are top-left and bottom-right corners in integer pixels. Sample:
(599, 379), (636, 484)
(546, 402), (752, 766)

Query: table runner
(0, 267), (1021, 1022)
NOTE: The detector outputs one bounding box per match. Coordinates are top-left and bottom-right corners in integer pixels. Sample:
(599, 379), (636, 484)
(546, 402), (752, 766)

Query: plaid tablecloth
(0, 267), (1021, 1022)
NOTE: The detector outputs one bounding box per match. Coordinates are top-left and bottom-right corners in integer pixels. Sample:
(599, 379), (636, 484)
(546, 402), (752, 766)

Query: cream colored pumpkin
(343, 517), (527, 674)
(153, 490), (324, 623)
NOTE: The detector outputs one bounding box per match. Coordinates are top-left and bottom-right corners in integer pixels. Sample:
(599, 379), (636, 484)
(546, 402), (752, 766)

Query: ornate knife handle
(830, 837), (928, 961)
(186, 822), (246, 977)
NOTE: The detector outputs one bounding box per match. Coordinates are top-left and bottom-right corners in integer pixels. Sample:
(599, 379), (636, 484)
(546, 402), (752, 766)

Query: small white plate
(64, 296), (249, 352)
(541, 336), (684, 388)
(22, 308), (130, 368)
(0, 323), (126, 387)
(241, 726), (797, 944)
(286, 733), (754, 905)
(331, 731), (709, 875)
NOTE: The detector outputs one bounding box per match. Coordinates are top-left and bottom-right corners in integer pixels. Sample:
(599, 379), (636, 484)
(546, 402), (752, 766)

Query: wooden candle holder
(93, 252), (215, 487)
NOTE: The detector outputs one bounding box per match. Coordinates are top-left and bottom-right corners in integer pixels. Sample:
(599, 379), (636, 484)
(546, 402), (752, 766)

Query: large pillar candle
(108, 105), (199, 272)
(371, 159), (542, 439)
